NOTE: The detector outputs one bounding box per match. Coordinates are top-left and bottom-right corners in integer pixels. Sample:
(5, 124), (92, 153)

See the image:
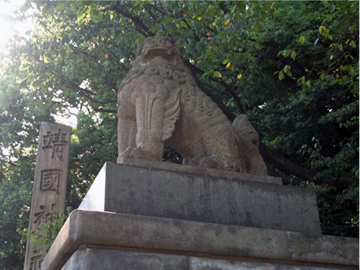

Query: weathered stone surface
(78, 162), (320, 234)
(42, 210), (358, 270)
(24, 122), (71, 270)
(276, 266), (336, 270)
(191, 257), (276, 270)
(118, 158), (281, 185)
(232, 114), (267, 176)
(61, 248), (352, 270)
(190, 257), (339, 270)
(62, 248), (188, 270)
(117, 36), (267, 175)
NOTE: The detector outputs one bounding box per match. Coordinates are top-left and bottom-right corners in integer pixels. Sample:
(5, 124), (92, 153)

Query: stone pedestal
(79, 162), (320, 234)
(43, 210), (357, 270)
(42, 162), (358, 270)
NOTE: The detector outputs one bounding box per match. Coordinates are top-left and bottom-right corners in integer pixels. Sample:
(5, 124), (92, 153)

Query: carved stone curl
(117, 37), (267, 175)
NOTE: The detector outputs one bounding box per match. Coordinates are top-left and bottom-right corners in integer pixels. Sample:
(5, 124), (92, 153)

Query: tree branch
(93, 107), (117, 113)
(219, 2), (229, 14)
(259, 142), (350, 191)
(25, 48), (117, 105)
(100, 5), (153, 37)
(0, 159), (18, 167)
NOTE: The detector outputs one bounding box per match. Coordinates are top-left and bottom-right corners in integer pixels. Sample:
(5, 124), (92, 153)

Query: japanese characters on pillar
(24, 122), (71, 270)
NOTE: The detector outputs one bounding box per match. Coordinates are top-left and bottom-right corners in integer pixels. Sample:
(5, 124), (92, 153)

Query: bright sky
(0, 0), (79, 127)
(0, 0), (33, 49)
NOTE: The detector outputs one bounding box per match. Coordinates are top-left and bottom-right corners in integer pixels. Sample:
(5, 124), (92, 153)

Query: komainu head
(133, 37), (184, 71)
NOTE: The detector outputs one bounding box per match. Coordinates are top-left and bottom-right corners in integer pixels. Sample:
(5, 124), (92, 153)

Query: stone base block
(79, 162), (321, 234)
(42, 210), (358, 270)
(63, 248), (354, 270)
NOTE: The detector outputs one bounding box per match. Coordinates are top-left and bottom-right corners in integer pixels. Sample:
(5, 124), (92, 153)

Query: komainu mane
(117, 37), (267, 175)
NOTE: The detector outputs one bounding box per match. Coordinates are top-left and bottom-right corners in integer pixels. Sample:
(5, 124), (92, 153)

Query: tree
(0, 1), (358, 268)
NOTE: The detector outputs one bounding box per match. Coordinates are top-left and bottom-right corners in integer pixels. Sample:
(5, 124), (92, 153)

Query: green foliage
(29, 209), (70, 250)
(0, 1), (358, 268)
(66, 111), (118, 209)
(305, 182), (358, 237)
(0, 163), (32, 269)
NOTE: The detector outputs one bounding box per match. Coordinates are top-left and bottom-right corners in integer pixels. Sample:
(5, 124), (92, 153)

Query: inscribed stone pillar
(24, 122), (71, 270)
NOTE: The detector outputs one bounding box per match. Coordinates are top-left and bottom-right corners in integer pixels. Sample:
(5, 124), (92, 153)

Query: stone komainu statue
(117, 37), (267, 176)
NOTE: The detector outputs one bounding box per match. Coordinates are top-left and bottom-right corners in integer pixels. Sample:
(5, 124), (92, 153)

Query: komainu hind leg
(202, 124), (246, 172)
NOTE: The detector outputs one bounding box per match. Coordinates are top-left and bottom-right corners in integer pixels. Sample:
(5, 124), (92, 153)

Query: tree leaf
(77, 6), (87, 19)
(149, 26), (157, 33)
(278, 71), (285, 80)
(290, 51), (296, 60)
(213, 71), (222, 78)
(299, 36), (305, 44)
(202, 71), (212, 77)
(91, 14), (103, 23)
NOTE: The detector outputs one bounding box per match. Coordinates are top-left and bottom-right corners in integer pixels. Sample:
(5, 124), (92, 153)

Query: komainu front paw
(117, 146), (135, 163)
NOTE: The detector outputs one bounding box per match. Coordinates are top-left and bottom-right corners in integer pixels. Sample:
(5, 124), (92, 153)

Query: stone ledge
(42, 210), (358, 270)
(118, 158), (282, 185)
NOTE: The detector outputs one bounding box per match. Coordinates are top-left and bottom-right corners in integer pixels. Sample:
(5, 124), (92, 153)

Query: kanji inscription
(29, 257), (42, 270)
(40, 169), (62, 193)
(42, 129), (68, 160)
(33, 204), (58, 229)
(24, 123), (71, 270)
